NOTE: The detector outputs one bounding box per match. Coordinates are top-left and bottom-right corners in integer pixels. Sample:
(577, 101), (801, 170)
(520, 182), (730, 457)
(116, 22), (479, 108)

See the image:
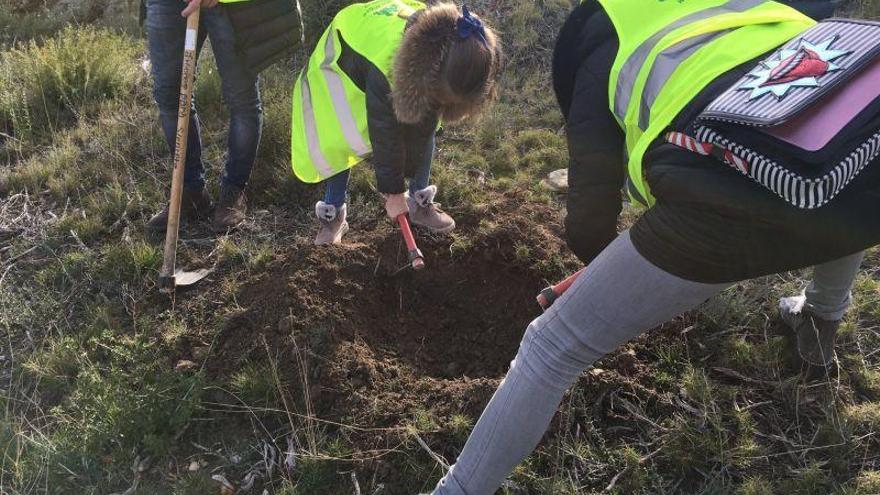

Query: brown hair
(392, 3), (502, 124)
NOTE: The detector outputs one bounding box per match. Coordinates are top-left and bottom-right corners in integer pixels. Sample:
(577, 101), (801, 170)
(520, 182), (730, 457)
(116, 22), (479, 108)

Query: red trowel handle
(397, 214), (425, 271)
(537, 267), (586, 310)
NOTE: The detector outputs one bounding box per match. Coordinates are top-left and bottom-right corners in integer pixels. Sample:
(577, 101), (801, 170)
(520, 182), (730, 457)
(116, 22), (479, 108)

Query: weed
(448, 413), (473, 442)
(842, 402), (880, 433)
(410, 408), (439, 433)
(514, 242), (532, 263)
(614, 446), (647, 494)
(681, 366), (715, 405)
(843, 471), (880, 495)
(778, 462), (833, 495)
(230, 363), (279, 408)
(21, 335), (80, 397)
(736, 477), (774, 495)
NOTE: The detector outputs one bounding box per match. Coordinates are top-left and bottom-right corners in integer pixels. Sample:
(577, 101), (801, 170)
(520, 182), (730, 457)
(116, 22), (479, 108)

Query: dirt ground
(157, 191), (579, 490)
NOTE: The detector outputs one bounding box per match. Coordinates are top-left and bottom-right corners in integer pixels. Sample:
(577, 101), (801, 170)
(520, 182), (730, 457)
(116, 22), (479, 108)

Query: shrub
(0, 25), (141, 142)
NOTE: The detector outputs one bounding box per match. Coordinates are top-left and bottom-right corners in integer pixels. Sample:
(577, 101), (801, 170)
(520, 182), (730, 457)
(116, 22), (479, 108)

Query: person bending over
(290, 0), (502, 245)
(424, 1), (880, 493)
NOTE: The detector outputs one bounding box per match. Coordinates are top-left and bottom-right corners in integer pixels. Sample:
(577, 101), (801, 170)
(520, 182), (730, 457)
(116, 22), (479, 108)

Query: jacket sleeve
(564, 39), (627, 266)
(780, 0), (838, 20)
(402, 119), (437, 182)
(365, 66), (407, 194)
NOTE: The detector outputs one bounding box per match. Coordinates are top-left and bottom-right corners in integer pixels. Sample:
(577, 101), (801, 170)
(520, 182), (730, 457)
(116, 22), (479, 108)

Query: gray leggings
(431, 230), (862, 495)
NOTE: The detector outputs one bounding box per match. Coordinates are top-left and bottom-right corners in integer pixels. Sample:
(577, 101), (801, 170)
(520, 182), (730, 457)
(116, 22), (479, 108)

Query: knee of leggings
(514, 314), (598, 391)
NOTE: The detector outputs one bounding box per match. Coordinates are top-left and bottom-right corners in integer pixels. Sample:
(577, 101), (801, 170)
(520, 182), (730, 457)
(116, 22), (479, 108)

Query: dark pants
(323, 135), (435, 207)
(145, 0), (262, 191)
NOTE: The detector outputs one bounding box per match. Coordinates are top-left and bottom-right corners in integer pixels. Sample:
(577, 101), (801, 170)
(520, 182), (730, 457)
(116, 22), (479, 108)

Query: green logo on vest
(368, 4), (398, 16)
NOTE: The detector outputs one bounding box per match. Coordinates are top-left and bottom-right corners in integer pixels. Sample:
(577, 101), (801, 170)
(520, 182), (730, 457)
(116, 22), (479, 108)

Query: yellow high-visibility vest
(597, 0), (815, 206)
(291, 0), (424, 183)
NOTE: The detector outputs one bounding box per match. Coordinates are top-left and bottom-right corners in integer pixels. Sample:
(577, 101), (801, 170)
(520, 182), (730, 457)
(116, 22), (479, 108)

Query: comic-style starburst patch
(739, 36), (851, 100)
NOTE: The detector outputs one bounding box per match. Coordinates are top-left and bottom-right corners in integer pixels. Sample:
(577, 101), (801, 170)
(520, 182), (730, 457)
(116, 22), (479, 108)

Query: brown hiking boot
(146, 186), (213, 233)
(213, 185), (247, 232)
(407, 185), (455, 234)
(780, 295), (841, 378)
(314, 202), (349, 245)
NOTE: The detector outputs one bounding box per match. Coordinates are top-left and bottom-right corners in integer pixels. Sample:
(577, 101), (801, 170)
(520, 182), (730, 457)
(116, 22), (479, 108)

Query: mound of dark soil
(205, 193), (574, 422)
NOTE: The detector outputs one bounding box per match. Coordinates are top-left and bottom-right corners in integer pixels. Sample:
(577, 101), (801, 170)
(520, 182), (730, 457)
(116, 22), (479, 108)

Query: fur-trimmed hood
(392, 3), (500, 124)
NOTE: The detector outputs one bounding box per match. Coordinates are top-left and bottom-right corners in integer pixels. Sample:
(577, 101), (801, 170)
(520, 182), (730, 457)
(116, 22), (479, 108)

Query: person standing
(145, 0), (262, 233)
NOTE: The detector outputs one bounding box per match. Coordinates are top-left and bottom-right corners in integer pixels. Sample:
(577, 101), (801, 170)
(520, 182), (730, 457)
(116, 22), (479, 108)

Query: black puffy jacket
(554, 1), (880, 283)
(334, 32), (438, 195)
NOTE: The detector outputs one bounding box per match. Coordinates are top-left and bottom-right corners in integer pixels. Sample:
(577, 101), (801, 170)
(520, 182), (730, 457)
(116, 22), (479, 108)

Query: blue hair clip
(456, 5), (488, 47)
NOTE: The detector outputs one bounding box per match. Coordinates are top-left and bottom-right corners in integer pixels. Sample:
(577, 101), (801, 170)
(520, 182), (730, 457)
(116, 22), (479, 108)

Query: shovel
(536, 267), (585, 310)
(158, 6), (212, 292)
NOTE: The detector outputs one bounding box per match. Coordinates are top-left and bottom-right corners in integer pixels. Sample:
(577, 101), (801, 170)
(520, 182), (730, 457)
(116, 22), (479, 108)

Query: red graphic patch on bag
(761, 48), (830, 87)
(740, 37), (850, 100)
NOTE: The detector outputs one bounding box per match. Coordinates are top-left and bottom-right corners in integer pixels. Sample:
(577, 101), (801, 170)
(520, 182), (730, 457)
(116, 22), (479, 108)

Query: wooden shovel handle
(159, 8), (200, 288)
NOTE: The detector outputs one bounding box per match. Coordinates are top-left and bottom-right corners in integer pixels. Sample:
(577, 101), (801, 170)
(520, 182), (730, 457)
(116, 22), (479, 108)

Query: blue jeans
(146, 0), (262, 191)
(323, 136), (435, 207)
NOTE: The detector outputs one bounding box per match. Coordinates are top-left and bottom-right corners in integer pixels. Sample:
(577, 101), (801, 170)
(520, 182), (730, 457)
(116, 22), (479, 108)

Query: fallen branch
(413, 433), (449, 469)
(351, 471), (362, 495)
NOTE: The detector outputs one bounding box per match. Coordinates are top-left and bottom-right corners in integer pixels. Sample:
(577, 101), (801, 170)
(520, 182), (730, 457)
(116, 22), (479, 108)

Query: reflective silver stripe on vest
(614, 0), (766, 122)
(638, 29), (732, 130)
(625, 176), (648, 206)
(300, 75), (335, 179)
(321, 30), (371, 157)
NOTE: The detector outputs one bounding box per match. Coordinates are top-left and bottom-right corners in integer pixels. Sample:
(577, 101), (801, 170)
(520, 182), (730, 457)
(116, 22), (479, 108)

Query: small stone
(212, 474), (235, 495)
(188, 460), (200, 472)
(175, 360), (197, 371)
(589, 368), (606, 377)
(543, 168), (569, 191)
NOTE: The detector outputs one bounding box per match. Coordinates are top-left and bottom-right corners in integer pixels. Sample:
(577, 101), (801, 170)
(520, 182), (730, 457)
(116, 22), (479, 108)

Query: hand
(383, 193), (409, 220)
(181, 0), (218, 17)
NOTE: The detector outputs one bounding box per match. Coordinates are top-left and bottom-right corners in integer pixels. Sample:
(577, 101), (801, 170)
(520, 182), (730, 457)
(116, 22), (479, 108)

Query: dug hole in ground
(165, 193), (573, 489)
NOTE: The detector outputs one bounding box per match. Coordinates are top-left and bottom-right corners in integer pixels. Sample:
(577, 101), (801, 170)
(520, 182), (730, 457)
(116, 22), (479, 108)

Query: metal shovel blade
(159, 267), (213, 292)
(175, 267), (213, 286)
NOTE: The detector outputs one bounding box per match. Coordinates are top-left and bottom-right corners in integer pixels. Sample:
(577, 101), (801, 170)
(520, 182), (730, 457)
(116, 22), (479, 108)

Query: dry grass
(1, 1), (879, 494)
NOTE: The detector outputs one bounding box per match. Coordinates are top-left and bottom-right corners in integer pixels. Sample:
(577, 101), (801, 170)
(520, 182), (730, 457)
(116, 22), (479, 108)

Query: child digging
(290, 0), (501, 245)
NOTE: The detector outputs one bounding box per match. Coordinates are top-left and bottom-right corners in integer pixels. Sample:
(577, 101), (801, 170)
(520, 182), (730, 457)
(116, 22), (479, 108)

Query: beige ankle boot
(314, 202), (349, 245)
(780, 295), (841, 377)
(406, 185), (455, 234)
